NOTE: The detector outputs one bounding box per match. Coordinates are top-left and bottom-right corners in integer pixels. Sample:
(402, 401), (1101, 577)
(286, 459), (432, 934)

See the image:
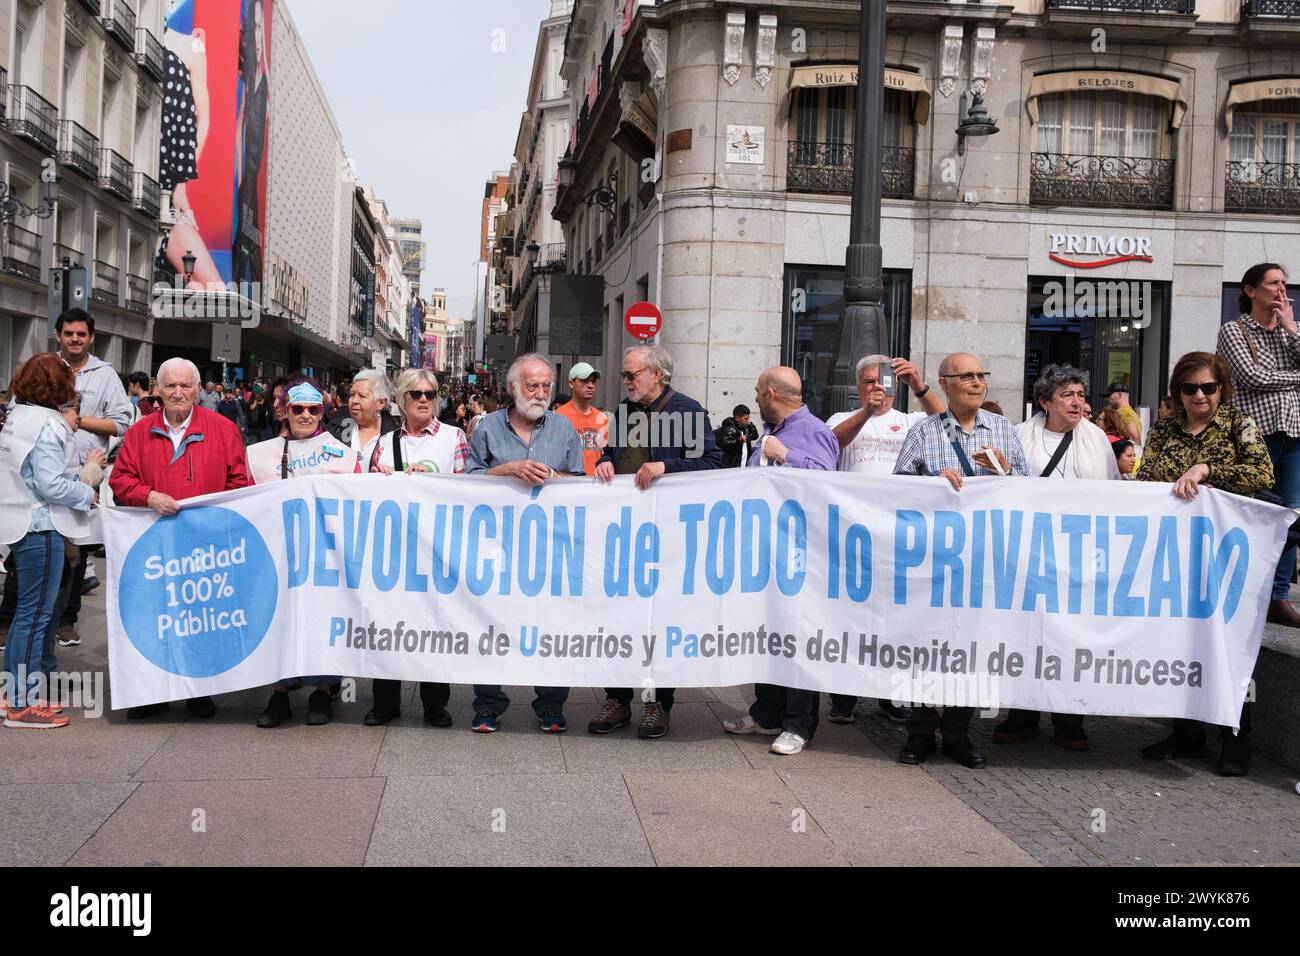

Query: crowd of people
(1, 261), (1296, 782)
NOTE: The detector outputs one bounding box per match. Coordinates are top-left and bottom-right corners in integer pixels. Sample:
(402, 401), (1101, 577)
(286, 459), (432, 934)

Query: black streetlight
(181, 249), (197, 285)
(830, 0), (889, 414)
(0, 172), (60, 224)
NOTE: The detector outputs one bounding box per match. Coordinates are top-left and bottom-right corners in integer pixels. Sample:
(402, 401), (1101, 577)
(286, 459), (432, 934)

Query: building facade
(555, 0), (1300, 423)
(472, 170), (508, 375)
(1, 0), (166, 385)
(421, 285), (448, 375)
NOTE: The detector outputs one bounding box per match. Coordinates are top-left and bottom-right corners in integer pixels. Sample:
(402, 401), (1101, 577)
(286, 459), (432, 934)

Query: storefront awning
(1026, 70), (1187, 129)
(789, 64), (931, 125)
(1224, 77), (1300, 132)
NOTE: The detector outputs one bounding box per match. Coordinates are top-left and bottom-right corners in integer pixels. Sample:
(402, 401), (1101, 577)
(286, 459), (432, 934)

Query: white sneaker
(770, 732), (807, 755)
(722, 714), (780, 736)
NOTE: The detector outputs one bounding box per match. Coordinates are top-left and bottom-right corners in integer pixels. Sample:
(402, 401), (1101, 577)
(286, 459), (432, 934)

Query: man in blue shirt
(466, 353), (584, 734)
(892, 352), (1029, 770)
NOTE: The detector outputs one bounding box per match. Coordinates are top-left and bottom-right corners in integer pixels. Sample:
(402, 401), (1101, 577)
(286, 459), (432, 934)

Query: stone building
(1, 0), (166, 384)
(556, 0), (1300, 422)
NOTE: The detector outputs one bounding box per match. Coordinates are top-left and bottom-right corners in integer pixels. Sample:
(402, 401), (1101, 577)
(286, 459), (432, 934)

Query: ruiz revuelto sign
(1049, 232), (1154, 269)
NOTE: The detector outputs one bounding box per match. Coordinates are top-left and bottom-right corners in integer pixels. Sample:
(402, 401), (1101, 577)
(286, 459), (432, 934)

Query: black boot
(1216, 729), (1250, 777)
(256, 691), (292, 728)
(305, 690), (333, 726)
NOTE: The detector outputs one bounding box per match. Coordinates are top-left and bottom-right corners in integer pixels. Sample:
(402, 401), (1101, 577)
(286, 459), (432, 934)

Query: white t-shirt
(826, 408), (929, 475)
(1039, 428), (1080, 479)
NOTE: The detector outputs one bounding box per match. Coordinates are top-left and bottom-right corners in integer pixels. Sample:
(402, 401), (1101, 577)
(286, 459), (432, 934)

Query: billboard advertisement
(156, 0), (272, 290)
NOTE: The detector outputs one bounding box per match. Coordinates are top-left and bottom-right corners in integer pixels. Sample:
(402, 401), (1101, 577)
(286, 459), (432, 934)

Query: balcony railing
(92, 260), (120, 305)
(2, 224), (42, 282)
(3, 86), (59, 154)
(786, 142), (916, 199)
(133, 171), (161, 219)
(54, 243), (84, 268)
(1242, 0), (1300, 14)
(1030, 152), (1174, 210)
(75, 0), (103, 13)
(1225, 160), (1300, 213)
(103, 0), (138, 52)
(1046, 0), (1195, 10)
(58, 121), (101, 181)
(538, 242), (566, 267)
(0, 66), (7, 122)
(136, 28), (165, 82)
(99, 148), (134, 202)
(126, 273), (150, 312)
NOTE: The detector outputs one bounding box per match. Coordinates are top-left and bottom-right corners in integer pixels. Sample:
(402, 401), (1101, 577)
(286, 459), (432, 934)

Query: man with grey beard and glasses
(465, 353), (584, 735)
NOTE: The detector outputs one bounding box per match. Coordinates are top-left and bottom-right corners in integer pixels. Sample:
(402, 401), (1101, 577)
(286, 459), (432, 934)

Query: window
(1229, 100), (1300, 179)
(790, 86), (914, 157)
(1034, 91), (1166, 158)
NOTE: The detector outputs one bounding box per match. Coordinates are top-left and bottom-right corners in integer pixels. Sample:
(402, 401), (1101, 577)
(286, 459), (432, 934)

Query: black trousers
(59, 545), (91, 627)
(605, 686), (676, 711)
(1004, 708), (1084, 732)
(371, 679), (449, 714)
(749, 684), (819, 741)
(906, 705), (974, 739)
(0, 552), (16, 630)
(1174, 701), (1252, 740)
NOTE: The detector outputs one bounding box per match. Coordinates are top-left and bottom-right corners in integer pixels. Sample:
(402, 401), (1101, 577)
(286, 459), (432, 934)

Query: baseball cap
(1105, 381), (1129, 396)
(568, 362), (600, 381)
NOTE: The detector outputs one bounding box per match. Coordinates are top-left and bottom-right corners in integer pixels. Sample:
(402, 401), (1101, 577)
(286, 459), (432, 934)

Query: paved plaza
(5, 585), (1299, 868)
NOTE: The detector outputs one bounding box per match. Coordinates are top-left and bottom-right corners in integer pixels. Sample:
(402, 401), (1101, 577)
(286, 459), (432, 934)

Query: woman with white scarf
(994, 365), (1119, 752)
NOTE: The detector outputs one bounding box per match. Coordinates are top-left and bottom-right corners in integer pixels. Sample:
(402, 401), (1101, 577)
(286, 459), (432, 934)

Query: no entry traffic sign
(624, 301), (662, 341)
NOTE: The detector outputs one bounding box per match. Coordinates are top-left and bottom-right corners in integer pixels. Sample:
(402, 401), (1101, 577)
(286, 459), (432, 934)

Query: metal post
(830, 0), (889, 414)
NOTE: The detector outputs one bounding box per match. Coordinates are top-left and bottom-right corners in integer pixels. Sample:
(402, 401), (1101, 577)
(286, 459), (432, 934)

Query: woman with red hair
(0, 354), (96, 729)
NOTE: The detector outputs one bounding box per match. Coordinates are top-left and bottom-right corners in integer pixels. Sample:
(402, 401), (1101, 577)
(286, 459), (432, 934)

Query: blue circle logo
(119, 507), (278, 678)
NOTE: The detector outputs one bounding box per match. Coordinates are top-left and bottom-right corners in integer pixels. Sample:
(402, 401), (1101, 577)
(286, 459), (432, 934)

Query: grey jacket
(71, 354), (132, 465)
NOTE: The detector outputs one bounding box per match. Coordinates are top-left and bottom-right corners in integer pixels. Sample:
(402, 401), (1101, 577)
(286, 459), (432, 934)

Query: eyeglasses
(1180, 382), (1220, 397)
(940, 372), (991, 384)
(407, 390), (438, 402)
(289, 404), (323, 416)
(621, 367), (648, 382)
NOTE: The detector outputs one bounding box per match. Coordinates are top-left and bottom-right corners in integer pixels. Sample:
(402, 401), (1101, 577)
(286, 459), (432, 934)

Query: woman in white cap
(245, 377), (357, 727)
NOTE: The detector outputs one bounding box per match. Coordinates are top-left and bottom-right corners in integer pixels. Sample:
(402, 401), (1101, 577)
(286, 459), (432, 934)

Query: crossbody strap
(1237, 317), (1261, 364)
(1040, 428), (1074, 478)
(943, 412), (977, 478)
(391, 428), (405, 472)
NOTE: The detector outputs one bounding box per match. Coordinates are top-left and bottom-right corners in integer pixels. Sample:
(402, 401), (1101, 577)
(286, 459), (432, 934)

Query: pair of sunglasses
(289, 404), (324, 416)
(407, 389), (438, 401)
(1179, 382), (1220, 397)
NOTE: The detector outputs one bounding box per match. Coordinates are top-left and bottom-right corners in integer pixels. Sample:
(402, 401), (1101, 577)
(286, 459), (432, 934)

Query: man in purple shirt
(723, 367), (839, 755)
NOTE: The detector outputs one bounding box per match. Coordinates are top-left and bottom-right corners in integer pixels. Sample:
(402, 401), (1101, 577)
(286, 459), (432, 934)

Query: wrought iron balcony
(538, 242), (566, 267)
(786, 142), (916, 200)
(127, 273), (150, 313)
(2, 224), (42, 281)
(133, 171), (161, 218)
(1030, 152), (1174, 210)
(98, 148), (134, 202)
(58, 121), (101, 181)
(1046, 0), (1195, 10)
(1225, 160), (1300, 213)
(92, 260), (120, 305)
(3, 86), (59, 154)
(75, 0), (103, 13)
(136, 28), (165, 82)
(55, 243), (84, 268)
(0, 66), (7, 123)
(1242, 0), (1300, 14)
(103, 0), (138, 53)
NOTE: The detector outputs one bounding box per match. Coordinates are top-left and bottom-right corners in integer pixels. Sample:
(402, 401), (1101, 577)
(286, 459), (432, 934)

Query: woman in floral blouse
(1136, 351), (1273, 776)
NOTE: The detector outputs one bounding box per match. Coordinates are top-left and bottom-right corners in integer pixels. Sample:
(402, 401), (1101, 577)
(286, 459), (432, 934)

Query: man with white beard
(465, 353), (585, 734)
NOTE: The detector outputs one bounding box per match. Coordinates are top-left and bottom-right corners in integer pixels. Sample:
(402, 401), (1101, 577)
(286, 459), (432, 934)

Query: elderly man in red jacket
(110, 356), (250, 719)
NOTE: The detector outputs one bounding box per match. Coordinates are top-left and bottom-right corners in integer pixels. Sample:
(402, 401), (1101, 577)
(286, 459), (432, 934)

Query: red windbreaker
(110, 405), (250, 506)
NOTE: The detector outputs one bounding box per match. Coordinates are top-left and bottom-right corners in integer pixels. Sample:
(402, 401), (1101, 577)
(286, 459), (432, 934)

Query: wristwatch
(913, 384), (930, 398)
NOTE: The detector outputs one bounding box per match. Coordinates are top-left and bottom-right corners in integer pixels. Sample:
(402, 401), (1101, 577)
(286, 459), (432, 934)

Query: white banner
(105, 471), (1291, 727)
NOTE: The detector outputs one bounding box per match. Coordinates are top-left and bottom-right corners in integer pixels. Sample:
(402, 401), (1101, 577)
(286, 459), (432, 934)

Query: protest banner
(104, 471), (1290, 727)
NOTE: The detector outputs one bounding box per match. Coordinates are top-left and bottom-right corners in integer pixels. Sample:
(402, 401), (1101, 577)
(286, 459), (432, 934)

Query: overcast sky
(284, 0), (544, 320)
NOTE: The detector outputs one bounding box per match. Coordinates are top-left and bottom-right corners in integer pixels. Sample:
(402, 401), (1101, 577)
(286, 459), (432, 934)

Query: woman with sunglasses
(245, 379), (358, 727)
(1136, 351), (1273, 775)
(360, 368), (468, 728)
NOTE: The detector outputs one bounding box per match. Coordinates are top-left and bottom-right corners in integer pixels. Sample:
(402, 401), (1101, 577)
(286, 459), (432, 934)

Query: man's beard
(520, 398), (547, 422)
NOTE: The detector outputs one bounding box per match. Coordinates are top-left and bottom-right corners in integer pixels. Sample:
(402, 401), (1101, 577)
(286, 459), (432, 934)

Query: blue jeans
(472, 684), (568, 718)
(42, 557), (76, 676)
(3, 532), (63, 709)
(1265, 433), (1300, 600)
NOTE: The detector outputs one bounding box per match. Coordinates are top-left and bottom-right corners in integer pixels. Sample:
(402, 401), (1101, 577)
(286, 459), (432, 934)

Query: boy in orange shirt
(554, 363), (608, 476)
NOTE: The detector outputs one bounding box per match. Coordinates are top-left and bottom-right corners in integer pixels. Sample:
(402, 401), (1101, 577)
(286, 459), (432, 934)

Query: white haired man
(109, 357), (250, 720)
(466, 354), (584, 734)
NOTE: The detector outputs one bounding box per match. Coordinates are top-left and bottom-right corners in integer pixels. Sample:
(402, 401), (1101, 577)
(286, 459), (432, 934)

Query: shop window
(782, 265), (912, 421)
(788, 88), (914, 198)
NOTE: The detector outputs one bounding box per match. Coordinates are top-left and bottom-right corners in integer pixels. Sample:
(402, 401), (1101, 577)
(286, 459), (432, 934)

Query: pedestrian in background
(1218, 262), (1300, 628)
(554, 362), (608, 476)
(716, 404), (759, 468)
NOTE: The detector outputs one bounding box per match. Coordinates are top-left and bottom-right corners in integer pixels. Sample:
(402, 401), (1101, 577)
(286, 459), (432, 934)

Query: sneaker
(637, 702), (670, 739)
(587, 699), (632, 734)
(538, 710), (568, 733)
(770, 731), (806, 755)
(305, 690), (333, 726)
(828, 698), (856, 723)
(721, 714), (780, 736)
(4, 705), (70, 729)
(80, 575), (100, 596)
(877, 700), (913, 723)
(56, 625), (81, 648)
(471, 711), (499, 733)
(256, 691), (292, 728)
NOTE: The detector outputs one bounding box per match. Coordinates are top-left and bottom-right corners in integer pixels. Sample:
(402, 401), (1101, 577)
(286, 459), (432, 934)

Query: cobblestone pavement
(853, 703), (1300, 866)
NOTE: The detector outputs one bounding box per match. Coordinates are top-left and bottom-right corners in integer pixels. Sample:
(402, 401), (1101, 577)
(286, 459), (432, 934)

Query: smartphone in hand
(877, 362), (896, 398)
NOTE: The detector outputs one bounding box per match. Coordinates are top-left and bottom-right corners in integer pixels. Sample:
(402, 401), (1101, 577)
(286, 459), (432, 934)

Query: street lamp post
(830, 0), (889, 414)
